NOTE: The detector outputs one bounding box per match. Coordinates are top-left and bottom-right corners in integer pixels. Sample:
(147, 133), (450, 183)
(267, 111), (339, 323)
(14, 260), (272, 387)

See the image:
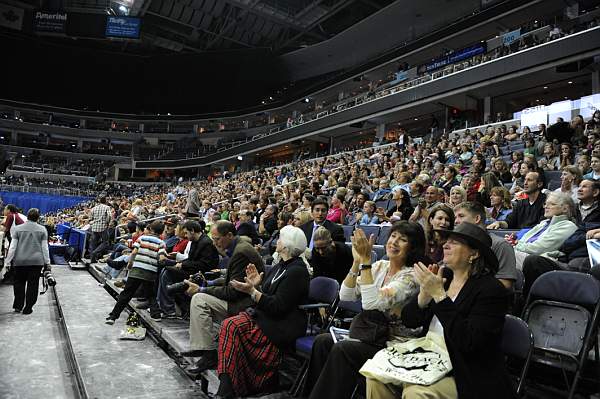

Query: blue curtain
(0, 191), (92, 214)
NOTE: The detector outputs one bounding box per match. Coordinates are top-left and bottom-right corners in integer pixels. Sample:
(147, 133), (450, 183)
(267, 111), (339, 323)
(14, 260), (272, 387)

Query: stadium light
(237, 156), (243, 161)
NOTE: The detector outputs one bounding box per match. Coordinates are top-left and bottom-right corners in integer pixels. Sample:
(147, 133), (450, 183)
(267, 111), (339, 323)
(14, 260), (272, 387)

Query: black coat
(237, 222), (261, 245)
(401, 273), (515, 399)
(309, 241), (353, 284)
(560, 203), (600, 261)
(300, 219), (345, 244)
(254, 257), (310, 349)
(180, 234), (220, 274)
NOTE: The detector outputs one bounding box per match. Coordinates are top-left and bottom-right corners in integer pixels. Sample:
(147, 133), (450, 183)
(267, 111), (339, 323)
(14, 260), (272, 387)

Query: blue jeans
(156, 268), (179, 314)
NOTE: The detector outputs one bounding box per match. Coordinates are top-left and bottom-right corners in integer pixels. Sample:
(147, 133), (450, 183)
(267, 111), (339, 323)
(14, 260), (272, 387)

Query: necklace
(383, 266), (400, 286)
(271, 267), (286, 284)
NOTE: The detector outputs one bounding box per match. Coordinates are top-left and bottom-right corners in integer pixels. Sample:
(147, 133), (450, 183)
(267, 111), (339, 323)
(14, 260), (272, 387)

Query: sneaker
(150, 314), (162, 322)
(105, 317), (115, 325)
(150, 313), (162, 322)
(162, 312), (179, 319)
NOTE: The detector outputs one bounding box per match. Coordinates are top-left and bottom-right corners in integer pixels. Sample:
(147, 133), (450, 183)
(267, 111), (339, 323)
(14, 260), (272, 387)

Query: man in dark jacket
(182, 220), (264, 375)
(236, 210), (260, 245)
(155, 220), (219, 318)
(300, 198), (345, 249)
(488, 171), (546, 229)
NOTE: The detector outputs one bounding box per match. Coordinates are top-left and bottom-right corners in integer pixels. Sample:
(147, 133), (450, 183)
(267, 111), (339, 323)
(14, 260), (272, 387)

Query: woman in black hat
(366, 222), (515, 399)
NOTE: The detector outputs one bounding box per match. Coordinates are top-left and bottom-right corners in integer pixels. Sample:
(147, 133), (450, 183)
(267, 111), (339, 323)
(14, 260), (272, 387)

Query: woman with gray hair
(213, 225), (310, 398)
(509, 191), (578, 270)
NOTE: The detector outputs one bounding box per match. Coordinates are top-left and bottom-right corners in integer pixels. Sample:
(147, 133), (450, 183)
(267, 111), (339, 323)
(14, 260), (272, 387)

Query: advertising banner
(520, 105), (547, 130)
(0, 3), (24, 30)
(34, 11), (67, 34)
(502, 28), (521, 46)
(424, 44), (486, 72)
(105, 16), (141, 39)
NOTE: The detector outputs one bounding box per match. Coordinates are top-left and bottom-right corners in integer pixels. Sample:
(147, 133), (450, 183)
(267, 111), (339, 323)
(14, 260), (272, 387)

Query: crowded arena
(2, 0), (600, 398)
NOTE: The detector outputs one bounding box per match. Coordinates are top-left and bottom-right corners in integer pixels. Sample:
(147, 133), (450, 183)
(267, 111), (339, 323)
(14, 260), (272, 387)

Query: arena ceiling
(11, 0), (396, 53)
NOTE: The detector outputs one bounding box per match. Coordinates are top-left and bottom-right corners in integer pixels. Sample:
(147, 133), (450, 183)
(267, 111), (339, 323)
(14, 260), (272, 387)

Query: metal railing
(167, 24), (599, 163)
(0, 184), (91, 197)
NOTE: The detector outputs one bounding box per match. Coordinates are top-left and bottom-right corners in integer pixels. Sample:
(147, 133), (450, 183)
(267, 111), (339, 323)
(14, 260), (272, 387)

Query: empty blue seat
(356, 225), (380, 241)
(377, 225), (391, 245)
(342, 225), (354, 242)
(373, 245), (386, 261)
(295, 335), (316, 354)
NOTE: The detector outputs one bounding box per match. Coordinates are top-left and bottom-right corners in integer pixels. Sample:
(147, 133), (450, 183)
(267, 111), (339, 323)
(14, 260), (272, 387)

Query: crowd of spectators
(4, 11), (599, 165)
(3, 108), (600, 398)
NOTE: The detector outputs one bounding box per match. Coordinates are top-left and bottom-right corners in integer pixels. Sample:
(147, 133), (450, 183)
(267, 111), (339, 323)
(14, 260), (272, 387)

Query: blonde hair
(295, 210), (312, 225)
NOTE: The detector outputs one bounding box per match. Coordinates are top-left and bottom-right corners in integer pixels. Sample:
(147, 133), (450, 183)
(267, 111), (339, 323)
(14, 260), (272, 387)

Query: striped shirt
(132, 235), (166, 274)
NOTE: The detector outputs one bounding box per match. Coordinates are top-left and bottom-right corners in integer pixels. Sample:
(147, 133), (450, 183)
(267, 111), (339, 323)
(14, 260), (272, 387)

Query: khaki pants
(189, 293), (229, 351)
(366, 376), (457, 399)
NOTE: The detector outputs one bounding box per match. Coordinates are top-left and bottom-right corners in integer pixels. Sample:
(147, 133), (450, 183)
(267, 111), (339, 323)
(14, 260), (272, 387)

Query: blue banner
(502, 28), (521, 46)
(105, 16), (140, 39)
(424, 44), (486, 72)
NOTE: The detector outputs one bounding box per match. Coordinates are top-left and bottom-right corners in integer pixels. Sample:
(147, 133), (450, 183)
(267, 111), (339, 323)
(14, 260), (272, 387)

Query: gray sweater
(5, 221), (51, 267)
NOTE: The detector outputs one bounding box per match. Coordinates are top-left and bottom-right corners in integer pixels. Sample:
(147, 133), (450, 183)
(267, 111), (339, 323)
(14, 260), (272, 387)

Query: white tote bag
(360, 332), (452, 386)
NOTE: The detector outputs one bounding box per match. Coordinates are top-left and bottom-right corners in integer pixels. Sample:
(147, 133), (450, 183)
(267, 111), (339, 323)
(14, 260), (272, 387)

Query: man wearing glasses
(182, 220), (264, 377)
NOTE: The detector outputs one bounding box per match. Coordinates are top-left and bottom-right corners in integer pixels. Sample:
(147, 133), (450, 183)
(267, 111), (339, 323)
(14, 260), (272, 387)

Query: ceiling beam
(146, 11), (255, 48)
(359, 0), (383, 11)
(276, 0), (356, 51)
(137, 0), (154, 17)
(294, 0), (326, 20)
(204, 0), (261, 50)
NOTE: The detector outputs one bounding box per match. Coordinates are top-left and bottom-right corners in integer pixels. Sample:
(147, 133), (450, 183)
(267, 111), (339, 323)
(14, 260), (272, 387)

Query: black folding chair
(502, 315), (534, 396)
(289, 277), (340, 396)
(522, 271), (600, 399)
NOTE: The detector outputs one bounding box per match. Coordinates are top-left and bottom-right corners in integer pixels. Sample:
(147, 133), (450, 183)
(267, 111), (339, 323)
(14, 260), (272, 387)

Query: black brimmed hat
(438, 222), (498, 271)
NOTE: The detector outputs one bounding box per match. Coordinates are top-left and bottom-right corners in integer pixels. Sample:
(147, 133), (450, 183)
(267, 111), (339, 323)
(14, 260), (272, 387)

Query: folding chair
(290, 277), (340, 396)
(299, 276), (341, 333)
(522, 271), (600, 399)
(502, 315), (534, 396)
(330, 299), (363, 327)
(511, 269), (526, 315)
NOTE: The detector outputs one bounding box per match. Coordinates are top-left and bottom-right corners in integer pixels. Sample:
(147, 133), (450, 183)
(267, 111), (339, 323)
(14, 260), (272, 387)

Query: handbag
(349, 309), (390, 347)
